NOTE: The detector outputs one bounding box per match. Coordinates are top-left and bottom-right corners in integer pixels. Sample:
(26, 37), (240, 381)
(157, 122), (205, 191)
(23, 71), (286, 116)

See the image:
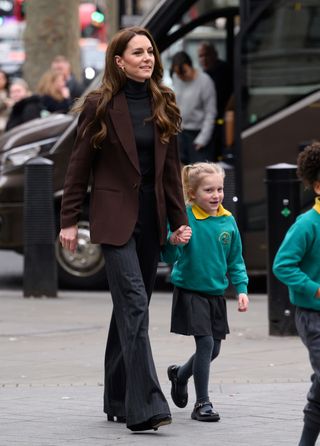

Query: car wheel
(55, 220), (107, 289)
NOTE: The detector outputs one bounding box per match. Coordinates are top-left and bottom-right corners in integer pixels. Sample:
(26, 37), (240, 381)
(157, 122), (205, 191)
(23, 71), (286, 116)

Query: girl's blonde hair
(182, 162), (225, 204)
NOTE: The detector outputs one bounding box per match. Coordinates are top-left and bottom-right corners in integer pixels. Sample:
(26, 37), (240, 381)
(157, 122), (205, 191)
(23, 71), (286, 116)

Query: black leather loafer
(167, 364), (188, 408)
(191, 401), (220, 422)
(128, 413), (172, 432)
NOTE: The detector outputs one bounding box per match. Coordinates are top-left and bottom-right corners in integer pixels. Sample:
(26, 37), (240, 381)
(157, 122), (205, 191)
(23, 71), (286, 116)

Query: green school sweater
(161, 204), (248, 295)
(273, 197), (320, 310)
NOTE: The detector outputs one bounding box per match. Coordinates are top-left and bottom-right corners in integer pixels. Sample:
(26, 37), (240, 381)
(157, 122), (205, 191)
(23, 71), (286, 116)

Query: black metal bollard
(265, 163), (300, 335)
(23, 157), (57, 297)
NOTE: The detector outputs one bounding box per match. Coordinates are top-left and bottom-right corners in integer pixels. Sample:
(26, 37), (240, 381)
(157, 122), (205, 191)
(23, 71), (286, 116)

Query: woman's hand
(61, 86), (70, 99)
(59, 225), (78, 253)
(238, 293), (249, 312)
(316, 288), (320, 298)
(170, 225), (192, 245)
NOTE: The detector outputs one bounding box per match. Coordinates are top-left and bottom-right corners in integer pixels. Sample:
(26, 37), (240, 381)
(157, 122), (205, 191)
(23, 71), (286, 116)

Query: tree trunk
(24, 0), (81, 91)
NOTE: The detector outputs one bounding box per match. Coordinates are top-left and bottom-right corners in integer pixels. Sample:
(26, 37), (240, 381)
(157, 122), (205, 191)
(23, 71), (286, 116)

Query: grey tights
(177, 335), (221, 403)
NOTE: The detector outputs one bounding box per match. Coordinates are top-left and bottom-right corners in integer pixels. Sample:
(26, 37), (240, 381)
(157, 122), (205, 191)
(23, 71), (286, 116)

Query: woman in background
(5, 78), (43, 131)
(37, 69), (71, 113)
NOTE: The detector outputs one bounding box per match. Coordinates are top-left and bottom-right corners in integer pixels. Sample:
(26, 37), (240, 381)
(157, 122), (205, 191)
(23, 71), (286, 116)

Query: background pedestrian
(36, 69), (72, 113)
(170, 51), (216, 164)
(51, 55), (84, 101)
(5, 78), (44, 131)
(198, 42), (233, 160)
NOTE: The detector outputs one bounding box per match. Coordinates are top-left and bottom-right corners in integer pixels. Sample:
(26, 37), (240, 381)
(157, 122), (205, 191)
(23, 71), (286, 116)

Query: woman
(59, 27), (191, 432)
(171, 51), (217, 164)
(36, 69), (72, 113)
(5, 78), (44, 131)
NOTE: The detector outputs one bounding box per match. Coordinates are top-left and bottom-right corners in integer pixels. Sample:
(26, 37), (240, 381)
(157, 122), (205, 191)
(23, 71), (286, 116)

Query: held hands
(170, 225), (192, 245)
(238, 293), (249, 312)
(59, 225), (78, 253)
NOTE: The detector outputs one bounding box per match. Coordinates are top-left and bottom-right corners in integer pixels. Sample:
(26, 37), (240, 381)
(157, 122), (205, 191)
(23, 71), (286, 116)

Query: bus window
(241, 1), (320, 129)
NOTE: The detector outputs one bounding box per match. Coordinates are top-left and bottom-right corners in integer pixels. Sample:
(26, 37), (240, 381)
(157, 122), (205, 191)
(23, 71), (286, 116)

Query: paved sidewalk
(0, 290), (314, 445)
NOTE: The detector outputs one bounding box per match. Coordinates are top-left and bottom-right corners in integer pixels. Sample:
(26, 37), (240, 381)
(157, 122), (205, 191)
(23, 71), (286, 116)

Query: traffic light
(91, 9), (104, 27)
(80, 5), (105, 39)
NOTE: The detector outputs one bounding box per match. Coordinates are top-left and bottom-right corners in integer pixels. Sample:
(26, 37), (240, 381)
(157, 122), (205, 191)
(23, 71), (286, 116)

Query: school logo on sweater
(219, 231), (231, 245)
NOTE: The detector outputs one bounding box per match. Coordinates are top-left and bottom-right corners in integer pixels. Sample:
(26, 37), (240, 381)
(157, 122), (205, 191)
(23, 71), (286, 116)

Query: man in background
(51, 55), (84, 101)
(198, 42), (233, 159)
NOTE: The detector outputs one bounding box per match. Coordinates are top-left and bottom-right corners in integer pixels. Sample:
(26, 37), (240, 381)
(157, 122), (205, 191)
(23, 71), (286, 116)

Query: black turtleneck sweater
(124, 78), (155, 183)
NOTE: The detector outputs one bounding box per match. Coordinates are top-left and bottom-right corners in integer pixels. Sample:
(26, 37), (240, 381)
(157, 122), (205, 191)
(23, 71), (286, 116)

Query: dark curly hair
(297, 142), (320, 189)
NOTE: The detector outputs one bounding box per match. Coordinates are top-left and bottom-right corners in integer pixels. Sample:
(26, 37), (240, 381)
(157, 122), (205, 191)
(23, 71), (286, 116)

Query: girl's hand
(59, 225), (78, 253)
(170, 225), (192, 245)
(238, 293), (249, 312)
(316, 288), (320, 298)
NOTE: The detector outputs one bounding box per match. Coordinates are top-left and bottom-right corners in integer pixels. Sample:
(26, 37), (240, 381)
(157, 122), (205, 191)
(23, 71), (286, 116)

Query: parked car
(0, 109), (172, 288)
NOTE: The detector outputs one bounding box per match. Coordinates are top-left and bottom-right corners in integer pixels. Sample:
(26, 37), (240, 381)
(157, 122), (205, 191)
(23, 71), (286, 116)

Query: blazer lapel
(109, 91), (140, 173)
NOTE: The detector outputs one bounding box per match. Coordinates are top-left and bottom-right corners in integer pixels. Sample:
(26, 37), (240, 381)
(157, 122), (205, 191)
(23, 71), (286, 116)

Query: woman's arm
(60, 98), (97, 230)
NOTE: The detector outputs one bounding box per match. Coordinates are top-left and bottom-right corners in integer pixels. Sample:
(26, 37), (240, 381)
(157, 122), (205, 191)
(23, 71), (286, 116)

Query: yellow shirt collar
(191, 203), (231, 220)
(313, 197), (320, 214)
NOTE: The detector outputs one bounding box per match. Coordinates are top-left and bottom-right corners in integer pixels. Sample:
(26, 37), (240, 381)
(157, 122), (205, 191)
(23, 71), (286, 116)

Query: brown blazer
(60, 91), (188, 246)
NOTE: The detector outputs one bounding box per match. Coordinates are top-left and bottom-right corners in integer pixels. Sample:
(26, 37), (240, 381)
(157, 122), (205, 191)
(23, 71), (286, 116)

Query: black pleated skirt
(170, 287), (230, 339)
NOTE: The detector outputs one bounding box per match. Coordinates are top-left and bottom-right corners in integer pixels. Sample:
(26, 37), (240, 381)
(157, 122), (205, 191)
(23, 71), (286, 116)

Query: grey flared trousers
(101, 184), (170, 428)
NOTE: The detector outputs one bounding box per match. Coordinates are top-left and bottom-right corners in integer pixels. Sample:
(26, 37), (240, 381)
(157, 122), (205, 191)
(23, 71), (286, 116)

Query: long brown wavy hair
(75, 26), (181, 147)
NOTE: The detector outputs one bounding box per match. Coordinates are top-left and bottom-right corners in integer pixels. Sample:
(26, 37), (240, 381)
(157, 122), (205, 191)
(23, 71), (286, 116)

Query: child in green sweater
(273, 143), (320, 446)
(162, 162), (249, 422)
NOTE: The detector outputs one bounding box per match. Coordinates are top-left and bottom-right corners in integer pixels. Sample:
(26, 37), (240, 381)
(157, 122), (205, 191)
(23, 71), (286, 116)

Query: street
(0, 249), (313, 445)
(0, 250), (23, 289)
(0, 285), (312, 445)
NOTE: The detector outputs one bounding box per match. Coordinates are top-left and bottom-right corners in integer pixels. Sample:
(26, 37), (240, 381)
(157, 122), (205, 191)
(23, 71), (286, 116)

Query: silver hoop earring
(121, 66), (125, 71)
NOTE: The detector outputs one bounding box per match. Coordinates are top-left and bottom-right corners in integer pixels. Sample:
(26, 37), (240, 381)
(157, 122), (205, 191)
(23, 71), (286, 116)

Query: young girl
(162, 162), (249, 422)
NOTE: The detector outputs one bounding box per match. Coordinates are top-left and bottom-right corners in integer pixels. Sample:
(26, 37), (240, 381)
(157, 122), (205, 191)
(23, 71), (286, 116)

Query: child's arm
(273, 221), (319, 297)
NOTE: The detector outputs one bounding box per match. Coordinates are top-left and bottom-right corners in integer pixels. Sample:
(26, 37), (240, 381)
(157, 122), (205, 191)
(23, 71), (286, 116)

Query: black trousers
(295, 307), (320, 426)
(178, 129), (215, 165)
(101, 185), (170, 427)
